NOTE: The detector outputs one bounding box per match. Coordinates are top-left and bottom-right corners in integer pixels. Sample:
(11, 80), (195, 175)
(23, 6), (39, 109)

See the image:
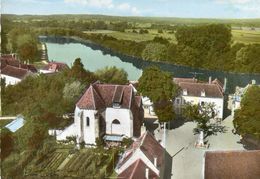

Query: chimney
(209, 76), (212, 84)
(154, 157), (157, 168)
(252, 80), (256, 85)
(183, 89), (188, 96)
(223, 78), (227, 92)
(145, 168), (149, 179)
(201, 89), (206, 97)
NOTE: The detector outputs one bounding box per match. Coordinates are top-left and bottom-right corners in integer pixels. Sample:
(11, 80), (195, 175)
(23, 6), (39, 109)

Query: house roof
(42, 61), (69, 72)
(117, 159), (159, 179)
(173, 77), (198, 84)
(178, 82), (223, 98)
(173, 77), (224, 98)
(204, 150), (260, 179)
(77, 83), (139, 110)
(1, 65), (32, 79)
(117, 131), (172, 178)
(1, 55), (37, 73)
(135, 96), (142, 107)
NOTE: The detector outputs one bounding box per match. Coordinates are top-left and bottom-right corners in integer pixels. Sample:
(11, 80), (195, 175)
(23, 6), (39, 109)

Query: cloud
(215, 0), (252, 4)
(215, 0), (260, 17)
(64, 0), (114, 8)
(117, 3), (140, 15)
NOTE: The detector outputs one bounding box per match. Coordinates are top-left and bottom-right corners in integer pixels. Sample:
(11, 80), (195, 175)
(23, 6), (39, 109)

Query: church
(50, 82), (144, 146)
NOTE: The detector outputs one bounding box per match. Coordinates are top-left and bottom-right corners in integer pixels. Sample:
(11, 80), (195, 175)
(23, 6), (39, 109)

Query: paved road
(155, 115), (244, 179)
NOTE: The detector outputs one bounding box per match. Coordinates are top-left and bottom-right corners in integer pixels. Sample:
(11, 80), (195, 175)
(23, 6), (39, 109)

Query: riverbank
(39, 35), (260, 93)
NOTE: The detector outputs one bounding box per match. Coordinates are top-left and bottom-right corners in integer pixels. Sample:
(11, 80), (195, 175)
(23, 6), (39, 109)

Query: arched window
(112, 119), (120, 125)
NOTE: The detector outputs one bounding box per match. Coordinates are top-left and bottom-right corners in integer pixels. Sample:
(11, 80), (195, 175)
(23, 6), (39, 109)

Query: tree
(233, 85), (260, 139)
(68, 58), (97, 83)
(184, 103), (217, 136)
(16, 34), (38, 62)
(235, 44), (260, 73)
(138, 66), (179, 122)
(1, 128), (14, 161)
(142, 43), (168, 61)
(95, 66), (128, 85)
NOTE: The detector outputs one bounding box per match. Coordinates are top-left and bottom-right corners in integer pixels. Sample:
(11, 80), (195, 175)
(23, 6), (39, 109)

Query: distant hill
(3, 14), (260, 27)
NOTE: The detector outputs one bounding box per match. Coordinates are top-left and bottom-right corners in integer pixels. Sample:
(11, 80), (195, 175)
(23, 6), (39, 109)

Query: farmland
(24, 147), (118, 178)
(83, 29), (260, 44)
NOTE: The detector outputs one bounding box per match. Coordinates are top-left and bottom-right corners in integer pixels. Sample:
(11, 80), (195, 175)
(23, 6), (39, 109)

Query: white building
(50, 83), (144, 146)
(1, 65), (33, 86)
(173, 77), (225, 119)
(1, 54), (37, 86)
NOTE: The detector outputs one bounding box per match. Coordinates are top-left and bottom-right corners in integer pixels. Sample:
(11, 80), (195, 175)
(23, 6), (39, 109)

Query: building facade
(173, 77), (225, 119)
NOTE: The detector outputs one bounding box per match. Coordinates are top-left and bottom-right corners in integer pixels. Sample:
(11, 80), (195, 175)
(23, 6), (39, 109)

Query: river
(40, 36), (260, 94)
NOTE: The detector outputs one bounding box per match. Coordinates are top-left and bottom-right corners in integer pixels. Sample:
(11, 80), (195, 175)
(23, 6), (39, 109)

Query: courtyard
(154, 115), (245, 179)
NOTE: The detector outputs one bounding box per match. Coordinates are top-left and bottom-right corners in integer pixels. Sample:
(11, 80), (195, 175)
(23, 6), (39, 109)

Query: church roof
(76, 85), (105, 110)
(76, 83), (142, 110)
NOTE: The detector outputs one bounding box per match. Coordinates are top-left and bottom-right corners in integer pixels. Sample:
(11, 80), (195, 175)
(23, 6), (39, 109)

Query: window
(201, 101), (205, 106)
(176, 98), (180, 105)
(112, 119), (120, 125)
(86, 117), (90, 127)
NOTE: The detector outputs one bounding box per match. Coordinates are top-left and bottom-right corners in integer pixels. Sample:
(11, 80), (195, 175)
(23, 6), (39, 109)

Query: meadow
(83, 28), (260, 44)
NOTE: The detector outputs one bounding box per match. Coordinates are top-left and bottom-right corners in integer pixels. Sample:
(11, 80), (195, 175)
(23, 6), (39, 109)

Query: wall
(105, 108), (133, 137)
(74, 106), (98, 145)
(175, 95), (224, 119)
(1, 75), (21, 86)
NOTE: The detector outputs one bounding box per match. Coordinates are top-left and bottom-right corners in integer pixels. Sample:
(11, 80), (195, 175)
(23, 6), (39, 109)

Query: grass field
(232, 29), (260, 44)
(83, 29), (260, 44)
(84, 29), (177, 43)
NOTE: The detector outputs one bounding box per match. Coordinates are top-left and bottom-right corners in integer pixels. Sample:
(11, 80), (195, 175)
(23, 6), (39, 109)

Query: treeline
(1, 18), (40, 62)
(79, 24), (260, 73)
(2, 15), (260, 73)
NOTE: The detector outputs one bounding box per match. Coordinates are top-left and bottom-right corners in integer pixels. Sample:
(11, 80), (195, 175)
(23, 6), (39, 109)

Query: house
(39, 61), (69, 74)
(0, 54), (37, 86)
(50, 82), (144, 146)
(116, 131), (172, 179)
(1, 65), (33, 85)
(173, 77), (225, 119)
(204, 150), (260, 179)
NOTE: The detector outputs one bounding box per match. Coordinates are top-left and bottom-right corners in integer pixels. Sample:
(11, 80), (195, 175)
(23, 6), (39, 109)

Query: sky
(1, 0), (260, 18)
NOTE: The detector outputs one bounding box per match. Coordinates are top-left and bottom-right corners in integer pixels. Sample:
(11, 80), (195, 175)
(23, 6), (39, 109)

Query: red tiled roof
(43, 61), (69, 72)
(76, 85), (105, 110)
(1, 65), (31, 79)
(117, 131), (172, 178)
(118, 159), (159, 179)
(179, 82), (223, 98)
(77, 84), (134, 109)
(1, 56), (37, 73)
(118, 131), (164, 170)
(135, 96), (142, 107)
(205, 150), (260, 179)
